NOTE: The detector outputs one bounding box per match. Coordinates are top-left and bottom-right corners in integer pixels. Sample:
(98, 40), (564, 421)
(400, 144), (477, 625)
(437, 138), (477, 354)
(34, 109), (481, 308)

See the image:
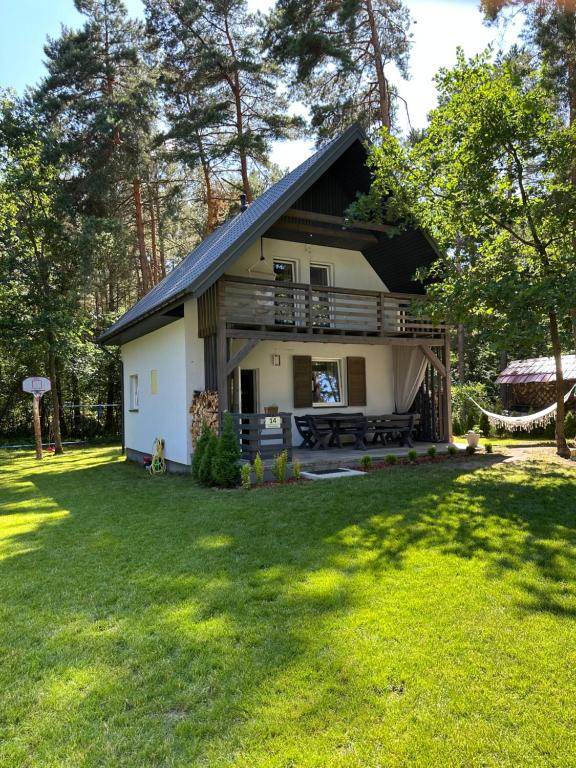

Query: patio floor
(285, 441), (452, 471)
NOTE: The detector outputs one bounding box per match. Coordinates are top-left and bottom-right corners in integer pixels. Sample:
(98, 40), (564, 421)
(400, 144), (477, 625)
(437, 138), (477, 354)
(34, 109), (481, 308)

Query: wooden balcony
(198, 276), (445, 345)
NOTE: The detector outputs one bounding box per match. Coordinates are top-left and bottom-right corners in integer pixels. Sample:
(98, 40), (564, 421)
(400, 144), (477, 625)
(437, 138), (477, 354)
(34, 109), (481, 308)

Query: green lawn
(1, 448), (575, 767)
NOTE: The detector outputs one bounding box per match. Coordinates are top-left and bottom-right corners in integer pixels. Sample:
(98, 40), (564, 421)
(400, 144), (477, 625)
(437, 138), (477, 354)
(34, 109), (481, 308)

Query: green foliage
(407, 449), (418, 463)
(192, 421), (211, 482)
(292, 458), (301, 480)
(213, 414), (241, 488)
(451, 383), (491, 436)
(452, 418), (462, 437)
(427, 446), (437, 459)
(465, 444), (477, 456)
(199, 432), (218, 487)
(385, 453), (398, 465)
(240, 463), (252, 489)
(272, 450), (289, 484)
(447, 445), (458, 456)
(565, 412), (576, 440)
(479, 412), (491, 438)
(254, 453), (264, 486)
(484, 442), (493, 454)
(360, 454), (373, 470)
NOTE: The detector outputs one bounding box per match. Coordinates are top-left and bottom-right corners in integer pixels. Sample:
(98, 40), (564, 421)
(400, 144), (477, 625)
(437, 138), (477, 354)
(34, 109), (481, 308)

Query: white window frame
(273, 258), (299, 282)
(311, 358), (346, 407)
(310, 262), (334, 329)
(129, 374), (139, 412)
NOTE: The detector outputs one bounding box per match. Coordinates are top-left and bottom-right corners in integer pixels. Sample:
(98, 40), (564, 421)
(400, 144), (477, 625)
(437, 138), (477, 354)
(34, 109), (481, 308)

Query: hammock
(468, 383), (576, 432)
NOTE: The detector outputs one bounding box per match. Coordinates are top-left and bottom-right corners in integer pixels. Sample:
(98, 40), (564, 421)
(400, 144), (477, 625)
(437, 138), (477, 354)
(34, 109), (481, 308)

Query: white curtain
(393, 347), (428, 413)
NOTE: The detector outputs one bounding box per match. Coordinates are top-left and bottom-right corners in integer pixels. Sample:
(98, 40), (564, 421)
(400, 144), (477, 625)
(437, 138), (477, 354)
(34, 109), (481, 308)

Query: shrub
(427, 445), (437, 459)
(199, 431), (218, 486)
(407, 449), (418, 463)
(565, 411), (576, 439)
(272, 450), (288, 483)
(451, 382), (492, 433)
(385, 453), (398, 465)
(254, 453), (264, 485)
(240, 463), (252, 489)
(465, 444), (476, 456)
(292, 458), (301, 480)
(447, 444), (458, 456)
(479, 412), (491, 438)
(452, 417), (462, 436)
(213, 413), (241, 488)
(360, 454), (373, 470)
(192, 421), (211, 483)
(484, 442), (493, 454)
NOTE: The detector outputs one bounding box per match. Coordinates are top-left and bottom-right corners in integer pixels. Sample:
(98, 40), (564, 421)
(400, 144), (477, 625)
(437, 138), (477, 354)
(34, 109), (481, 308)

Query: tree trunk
(147, 180), (159, 285)
(48, 349), (64, 455)
(364, 0), (391, 130)
(549, 310), (571, 458)
(153, 181), (166, 278)
(457, 323), (466, 383)
(133, 177), (151, 296)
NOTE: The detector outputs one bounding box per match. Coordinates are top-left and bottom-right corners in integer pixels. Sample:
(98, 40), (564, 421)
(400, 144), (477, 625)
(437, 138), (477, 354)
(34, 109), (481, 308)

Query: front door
(240, 369), (258, 413)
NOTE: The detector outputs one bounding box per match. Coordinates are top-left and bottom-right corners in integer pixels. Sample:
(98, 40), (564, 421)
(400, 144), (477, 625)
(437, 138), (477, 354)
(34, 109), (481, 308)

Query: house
(100, 124), (451, 472)
(496, 355), (576, 412)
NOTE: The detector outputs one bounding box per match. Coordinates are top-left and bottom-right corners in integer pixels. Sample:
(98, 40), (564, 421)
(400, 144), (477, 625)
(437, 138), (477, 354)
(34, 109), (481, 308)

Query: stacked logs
(190, 390), (219, 446)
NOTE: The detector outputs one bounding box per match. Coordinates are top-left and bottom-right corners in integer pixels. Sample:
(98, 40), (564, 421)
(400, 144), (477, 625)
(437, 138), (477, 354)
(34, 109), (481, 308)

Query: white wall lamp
(271, 354), (281, 367)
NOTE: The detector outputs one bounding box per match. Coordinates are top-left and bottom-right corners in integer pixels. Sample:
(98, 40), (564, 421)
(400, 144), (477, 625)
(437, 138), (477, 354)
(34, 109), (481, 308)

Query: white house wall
(226, 238), (389, 291)
(233, 339), (395, 444)
(121, 319), (189, 466)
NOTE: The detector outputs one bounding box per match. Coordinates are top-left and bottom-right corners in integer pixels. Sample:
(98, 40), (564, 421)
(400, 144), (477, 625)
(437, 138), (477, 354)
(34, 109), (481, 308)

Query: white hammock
(468, 383), (576, 432)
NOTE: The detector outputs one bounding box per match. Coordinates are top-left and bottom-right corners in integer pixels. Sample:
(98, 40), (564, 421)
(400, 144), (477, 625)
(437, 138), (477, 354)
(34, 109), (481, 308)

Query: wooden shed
(496, 355), (576, 412)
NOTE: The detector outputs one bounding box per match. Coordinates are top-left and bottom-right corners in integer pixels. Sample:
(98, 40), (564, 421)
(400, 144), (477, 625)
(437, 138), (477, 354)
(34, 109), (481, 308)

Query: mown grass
(1, 446), (575, 767)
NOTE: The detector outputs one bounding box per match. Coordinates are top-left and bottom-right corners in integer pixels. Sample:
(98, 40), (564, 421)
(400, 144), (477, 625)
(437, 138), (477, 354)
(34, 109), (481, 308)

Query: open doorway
(240, 369), (258, 413)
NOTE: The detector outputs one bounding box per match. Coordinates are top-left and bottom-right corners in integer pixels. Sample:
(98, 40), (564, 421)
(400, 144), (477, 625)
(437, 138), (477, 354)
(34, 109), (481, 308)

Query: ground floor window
(312, 359), (344, 406)
(129, 374), (139, 411)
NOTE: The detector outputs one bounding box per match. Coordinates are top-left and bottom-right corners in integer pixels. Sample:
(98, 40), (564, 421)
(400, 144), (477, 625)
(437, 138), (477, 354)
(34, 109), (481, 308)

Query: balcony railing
(218, 276), (445, 340)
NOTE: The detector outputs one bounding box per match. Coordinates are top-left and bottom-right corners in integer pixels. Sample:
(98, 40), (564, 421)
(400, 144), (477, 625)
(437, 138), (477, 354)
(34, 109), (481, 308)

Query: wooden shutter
(347, 357), (366, 407)
(293, 355), (312, 408)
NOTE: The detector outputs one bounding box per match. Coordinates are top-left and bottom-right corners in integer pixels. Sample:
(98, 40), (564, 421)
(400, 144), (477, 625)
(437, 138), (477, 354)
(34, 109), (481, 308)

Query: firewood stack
(190, 390), (219, 446)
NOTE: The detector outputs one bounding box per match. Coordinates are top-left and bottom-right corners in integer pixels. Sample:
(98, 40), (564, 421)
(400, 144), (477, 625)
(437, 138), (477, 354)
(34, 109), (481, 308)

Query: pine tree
(145, 0), (302, 225)
(213, 414), (241, 487)
(192, 421), (211, 482)
(265, 0), (412, 141)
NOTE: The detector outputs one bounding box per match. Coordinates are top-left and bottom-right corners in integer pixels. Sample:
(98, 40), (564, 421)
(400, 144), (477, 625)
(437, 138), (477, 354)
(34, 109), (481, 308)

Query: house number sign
(264, 416), (281, 429)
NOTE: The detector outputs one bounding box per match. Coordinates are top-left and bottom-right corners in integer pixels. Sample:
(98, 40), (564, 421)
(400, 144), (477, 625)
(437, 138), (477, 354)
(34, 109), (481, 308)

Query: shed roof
(496, 355), (576, 384)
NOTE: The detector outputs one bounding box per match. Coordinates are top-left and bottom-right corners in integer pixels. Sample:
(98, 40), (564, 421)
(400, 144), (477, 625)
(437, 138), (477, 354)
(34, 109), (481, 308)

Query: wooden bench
(365, 414), (417, 447)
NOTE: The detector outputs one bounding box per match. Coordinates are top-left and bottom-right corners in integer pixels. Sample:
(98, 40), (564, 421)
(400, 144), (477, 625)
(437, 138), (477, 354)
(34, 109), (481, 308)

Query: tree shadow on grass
(1, 453), (575, 765)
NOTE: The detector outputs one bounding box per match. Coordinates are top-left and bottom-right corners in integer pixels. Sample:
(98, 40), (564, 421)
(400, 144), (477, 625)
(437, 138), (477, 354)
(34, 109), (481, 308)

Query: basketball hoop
(22, 376), (51, 399)
(22, 377), (51, 460)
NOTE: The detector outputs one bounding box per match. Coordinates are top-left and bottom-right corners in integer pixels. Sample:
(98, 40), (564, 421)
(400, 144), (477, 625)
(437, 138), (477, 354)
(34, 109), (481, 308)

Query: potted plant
(466, 425), (481, 448)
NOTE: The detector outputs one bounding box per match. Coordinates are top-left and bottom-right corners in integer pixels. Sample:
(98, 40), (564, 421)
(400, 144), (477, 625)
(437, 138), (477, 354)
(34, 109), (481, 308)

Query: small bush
(465, 444), (476, 456)
(484, 442), (493, 454)
(452, 418), (462, 436)
(240, 463), (252, 489)
(213, 413), (241, 488)
(254, 453), (264, 485)
(385, 453), (398, 465)
(427, 445), (437, 459)
(407, 449), (418, 463)
(565, 411), (576, 439)
(199, 432), (218, 486)
(360, 454), (373, 470)
(479, 412), (491, 438)
(292, 458), (301, 480)
(447, 444), (458, 456)
(272, 450), (288, 483)
(192, 421), (211, 483)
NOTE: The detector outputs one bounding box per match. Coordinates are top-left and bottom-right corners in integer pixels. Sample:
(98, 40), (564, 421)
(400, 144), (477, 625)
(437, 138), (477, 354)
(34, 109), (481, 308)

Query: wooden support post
(226, 338), (258, 376)
(419, 344), (447, 379)
(216, 280), (229, 417)
(443, 330), (453, 443)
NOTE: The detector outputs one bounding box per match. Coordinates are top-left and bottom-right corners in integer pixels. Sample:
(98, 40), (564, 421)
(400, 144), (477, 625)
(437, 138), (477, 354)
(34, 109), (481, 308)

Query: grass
(1, 447), (576, 767)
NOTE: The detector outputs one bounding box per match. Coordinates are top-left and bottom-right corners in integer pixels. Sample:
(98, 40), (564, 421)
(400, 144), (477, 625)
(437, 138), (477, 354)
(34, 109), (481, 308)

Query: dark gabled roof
(496, 355), (576, 384)
(100, 124), (369, 344)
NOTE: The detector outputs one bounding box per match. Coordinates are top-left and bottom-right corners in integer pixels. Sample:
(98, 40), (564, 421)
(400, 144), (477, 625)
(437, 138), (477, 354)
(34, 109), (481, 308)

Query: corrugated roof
(100, 123), (368, 344)
(496, 355), (576, 384)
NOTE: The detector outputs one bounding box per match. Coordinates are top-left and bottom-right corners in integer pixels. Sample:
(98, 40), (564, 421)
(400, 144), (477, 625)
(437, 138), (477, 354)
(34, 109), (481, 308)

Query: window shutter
(293, 355), (312, 408)
(347, 357), (366, 407)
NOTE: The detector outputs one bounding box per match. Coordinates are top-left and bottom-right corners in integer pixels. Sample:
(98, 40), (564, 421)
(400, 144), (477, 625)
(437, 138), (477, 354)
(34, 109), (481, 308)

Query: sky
(0, 0), (521, 168)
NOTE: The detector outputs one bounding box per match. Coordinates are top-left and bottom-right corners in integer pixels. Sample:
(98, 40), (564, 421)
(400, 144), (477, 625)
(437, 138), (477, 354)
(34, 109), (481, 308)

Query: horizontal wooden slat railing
(219, 275), (445, 339)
